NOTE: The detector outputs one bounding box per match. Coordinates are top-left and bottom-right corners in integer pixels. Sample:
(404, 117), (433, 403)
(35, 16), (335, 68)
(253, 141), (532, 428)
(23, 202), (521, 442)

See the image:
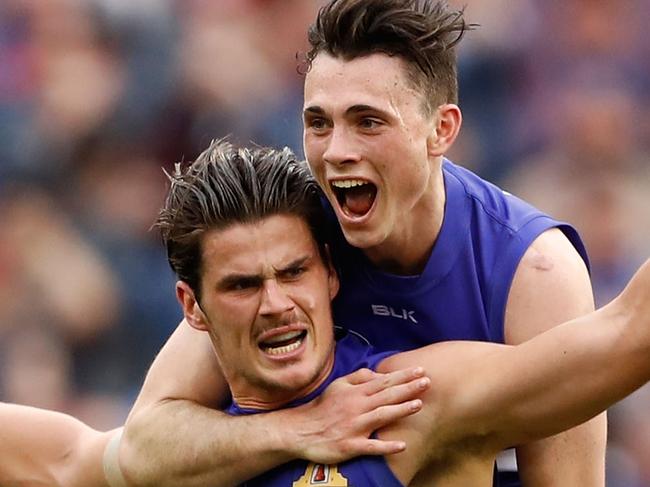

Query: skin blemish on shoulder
(526, 248), (555, 272)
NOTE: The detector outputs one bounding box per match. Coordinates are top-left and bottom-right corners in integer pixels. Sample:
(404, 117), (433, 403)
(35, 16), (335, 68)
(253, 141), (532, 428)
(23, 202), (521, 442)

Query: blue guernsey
(227, 330), (404, 487)
(328, 160), (589, 487)
(330, 160), (589, 349)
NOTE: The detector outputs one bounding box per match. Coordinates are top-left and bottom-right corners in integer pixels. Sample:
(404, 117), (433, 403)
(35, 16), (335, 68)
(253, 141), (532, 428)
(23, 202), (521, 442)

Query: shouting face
(178, 214), (340, 409)
(303, 52), (448, 270)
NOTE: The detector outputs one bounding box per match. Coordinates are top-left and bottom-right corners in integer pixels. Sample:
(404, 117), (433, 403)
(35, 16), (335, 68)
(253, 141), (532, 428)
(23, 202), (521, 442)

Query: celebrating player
(120, 1), (604, 486)
(3, 141), (650, 487)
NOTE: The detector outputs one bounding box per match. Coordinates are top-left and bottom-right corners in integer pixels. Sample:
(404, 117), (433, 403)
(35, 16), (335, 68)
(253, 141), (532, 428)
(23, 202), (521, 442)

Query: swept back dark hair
(306, 0), (474, 112)
(156, 139), (327, 302)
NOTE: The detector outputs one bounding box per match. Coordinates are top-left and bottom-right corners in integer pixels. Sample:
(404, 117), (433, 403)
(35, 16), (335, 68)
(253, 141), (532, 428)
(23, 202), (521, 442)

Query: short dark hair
(156, 139), (327, 302)
(305, 0), (473, 112)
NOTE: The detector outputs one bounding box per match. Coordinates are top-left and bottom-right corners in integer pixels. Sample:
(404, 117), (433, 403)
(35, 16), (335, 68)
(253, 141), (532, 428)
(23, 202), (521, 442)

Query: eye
(227, 277), (260, 292)
(359, 117), (381, 129)
(304, 113), (331, 133)
(281, 266), (307, 280)
(308, 118), (327, 130)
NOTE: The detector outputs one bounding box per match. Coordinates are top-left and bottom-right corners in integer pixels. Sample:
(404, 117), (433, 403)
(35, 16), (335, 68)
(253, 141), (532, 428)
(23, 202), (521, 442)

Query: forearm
(119, 365), (430, 487)
(120, 400), (297, 487)
(0, 403), (111, 487)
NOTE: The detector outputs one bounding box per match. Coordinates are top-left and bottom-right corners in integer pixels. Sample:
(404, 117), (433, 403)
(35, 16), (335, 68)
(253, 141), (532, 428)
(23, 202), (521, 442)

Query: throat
(366, 176), (446, 275)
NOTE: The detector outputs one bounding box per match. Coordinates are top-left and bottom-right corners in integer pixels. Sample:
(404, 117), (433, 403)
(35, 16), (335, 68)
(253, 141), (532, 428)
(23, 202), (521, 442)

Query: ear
(324, 244), (340, 300)
(427, 103), (462, 157)
(176, 281), (210, 332)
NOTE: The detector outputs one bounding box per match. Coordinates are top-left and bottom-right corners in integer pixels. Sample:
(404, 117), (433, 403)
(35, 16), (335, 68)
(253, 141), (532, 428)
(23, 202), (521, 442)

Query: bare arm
(450, 258), (650, 450)
(504, 228), (606, 486)
(120, 321), (430, 487)
(0, 402), (113, 487)
(377, 258), (650, 485)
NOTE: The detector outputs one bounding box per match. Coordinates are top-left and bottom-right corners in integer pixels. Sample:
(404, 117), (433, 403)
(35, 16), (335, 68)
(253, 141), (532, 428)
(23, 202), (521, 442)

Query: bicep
(0, 403), (109, 487)
(387, 329), (617, 457)
(128, 320), (228, 418)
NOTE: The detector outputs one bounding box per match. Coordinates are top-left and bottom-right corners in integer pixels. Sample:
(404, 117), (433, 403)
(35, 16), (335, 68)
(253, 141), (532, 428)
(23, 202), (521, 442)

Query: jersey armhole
(485, 218), (589, 343)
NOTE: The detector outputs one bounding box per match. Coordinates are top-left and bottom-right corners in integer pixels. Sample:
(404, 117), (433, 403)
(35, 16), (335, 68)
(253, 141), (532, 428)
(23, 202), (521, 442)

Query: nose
(322, 127), (361, 167)
(259, 279), (295, 316)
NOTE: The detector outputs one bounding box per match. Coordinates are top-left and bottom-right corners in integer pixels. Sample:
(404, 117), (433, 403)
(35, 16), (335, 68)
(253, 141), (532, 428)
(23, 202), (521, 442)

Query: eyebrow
(303, 104), (387, 118)
(216, 255), (314, 289)
(217, 273), (263, 291)
(274, 255), (312, 274)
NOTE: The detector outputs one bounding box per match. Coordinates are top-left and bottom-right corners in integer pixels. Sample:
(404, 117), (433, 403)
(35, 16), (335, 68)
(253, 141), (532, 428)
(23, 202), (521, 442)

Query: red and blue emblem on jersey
(293, 463), (349, 486)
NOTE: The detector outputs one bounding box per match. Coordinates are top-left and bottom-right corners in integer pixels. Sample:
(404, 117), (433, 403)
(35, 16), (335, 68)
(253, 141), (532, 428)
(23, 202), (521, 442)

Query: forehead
(200, 214), (320, 277)
(303, 52), (422, 112)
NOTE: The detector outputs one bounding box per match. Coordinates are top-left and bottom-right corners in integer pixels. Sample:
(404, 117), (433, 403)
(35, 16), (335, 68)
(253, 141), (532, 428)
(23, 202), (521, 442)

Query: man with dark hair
(2, 141), (650, 487)
(121, 2), (604, 486)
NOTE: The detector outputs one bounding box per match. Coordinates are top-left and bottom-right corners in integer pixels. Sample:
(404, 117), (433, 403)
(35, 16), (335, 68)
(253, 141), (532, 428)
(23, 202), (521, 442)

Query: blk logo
(371, 305), (418, 324)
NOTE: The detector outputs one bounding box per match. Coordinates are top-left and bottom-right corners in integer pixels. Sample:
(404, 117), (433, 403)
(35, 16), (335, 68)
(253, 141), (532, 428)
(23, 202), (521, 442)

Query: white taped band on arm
(103, 428), (129, 487)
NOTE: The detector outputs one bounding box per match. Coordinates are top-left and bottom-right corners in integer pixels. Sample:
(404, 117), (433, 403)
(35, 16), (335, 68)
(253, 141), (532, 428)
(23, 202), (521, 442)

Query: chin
(264, 365), (314, 390)
(341, 226), (385, 250)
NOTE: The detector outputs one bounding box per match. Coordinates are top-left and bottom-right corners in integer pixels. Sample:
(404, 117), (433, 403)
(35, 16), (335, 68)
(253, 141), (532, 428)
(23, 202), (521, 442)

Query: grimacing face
(303, 52), (442, 258)
(177, 214), (340, 409)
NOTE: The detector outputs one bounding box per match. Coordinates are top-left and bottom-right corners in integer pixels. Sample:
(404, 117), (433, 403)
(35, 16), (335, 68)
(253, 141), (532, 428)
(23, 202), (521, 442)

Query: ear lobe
(428, 103), (462, 156)
(176, 281), (210, 332)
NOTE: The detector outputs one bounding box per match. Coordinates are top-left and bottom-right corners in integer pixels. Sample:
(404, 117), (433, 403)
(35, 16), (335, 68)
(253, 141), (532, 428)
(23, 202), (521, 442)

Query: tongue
(343, 185), (375, 216)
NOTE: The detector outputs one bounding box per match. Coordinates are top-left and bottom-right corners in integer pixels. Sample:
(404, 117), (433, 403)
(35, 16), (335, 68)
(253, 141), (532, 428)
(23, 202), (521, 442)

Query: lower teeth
(265, 339), (302, 355)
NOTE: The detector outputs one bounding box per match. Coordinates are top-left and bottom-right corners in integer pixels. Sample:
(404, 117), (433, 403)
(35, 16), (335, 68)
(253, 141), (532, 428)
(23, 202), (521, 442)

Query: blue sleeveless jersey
(227, 330), (405, 487)
(330, 159), (589, 349)
(328, 160), (589, 487)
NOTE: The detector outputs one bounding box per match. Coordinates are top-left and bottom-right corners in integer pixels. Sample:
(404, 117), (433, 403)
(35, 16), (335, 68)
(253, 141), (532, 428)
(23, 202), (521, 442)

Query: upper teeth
(264, 330), (303, 345)
(331, 179), (367, 189)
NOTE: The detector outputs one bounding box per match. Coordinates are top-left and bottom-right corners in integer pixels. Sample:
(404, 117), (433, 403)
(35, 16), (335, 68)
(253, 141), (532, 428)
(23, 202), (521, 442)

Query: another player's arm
(504, 228), (606, 486)
(377, 258), (650, 485)
(119, 320), (430, 487)
(0, 402), (113, 487)
(442, 258), (650, 453)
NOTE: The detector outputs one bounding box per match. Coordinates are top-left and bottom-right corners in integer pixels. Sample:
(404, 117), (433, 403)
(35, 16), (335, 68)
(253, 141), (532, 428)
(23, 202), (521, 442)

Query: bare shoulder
(505, 227), (594, 344)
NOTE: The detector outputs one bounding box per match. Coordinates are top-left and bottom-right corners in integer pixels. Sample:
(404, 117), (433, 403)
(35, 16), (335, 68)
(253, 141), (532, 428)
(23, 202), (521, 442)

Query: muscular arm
(120, 321), (429, 487)
(504, 228), (606, 486)
(0, 402), (113, 487)
(377, 258), (650, 485)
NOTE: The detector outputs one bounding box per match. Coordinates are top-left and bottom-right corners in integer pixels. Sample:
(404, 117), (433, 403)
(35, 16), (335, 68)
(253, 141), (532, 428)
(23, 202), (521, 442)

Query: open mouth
(259, 330), (307, 356)
(331, 179), (377, 218)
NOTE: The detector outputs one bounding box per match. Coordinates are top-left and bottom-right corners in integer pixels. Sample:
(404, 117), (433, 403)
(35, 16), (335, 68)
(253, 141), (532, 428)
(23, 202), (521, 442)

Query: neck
(365, 165), (446, 275)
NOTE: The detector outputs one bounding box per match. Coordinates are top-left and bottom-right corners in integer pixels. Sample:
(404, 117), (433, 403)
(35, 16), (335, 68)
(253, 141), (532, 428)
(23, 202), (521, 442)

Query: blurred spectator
(504, 81), (650, 306)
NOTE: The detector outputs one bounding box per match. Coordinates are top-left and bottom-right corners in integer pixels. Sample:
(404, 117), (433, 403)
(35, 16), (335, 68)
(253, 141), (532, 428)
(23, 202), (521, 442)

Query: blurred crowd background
(0, 0), (648, 484)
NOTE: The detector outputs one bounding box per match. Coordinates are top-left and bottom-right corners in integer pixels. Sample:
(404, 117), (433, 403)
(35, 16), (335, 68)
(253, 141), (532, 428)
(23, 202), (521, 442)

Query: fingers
(344, 367), (378, 385)
(362, 366), (427, 395)
(361, 398), (424, 433)
(345, 438), (407, 457)
(368, 376), (430, 408)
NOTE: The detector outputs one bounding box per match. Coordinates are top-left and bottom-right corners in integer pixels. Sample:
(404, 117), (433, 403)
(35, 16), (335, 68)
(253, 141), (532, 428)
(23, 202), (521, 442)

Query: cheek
(304, 133), (329, 163)
(306, 157), (326, 181)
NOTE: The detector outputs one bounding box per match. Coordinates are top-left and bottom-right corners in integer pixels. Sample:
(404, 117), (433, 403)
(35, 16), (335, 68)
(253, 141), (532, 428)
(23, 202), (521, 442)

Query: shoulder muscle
(505, 228), (594, 344)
